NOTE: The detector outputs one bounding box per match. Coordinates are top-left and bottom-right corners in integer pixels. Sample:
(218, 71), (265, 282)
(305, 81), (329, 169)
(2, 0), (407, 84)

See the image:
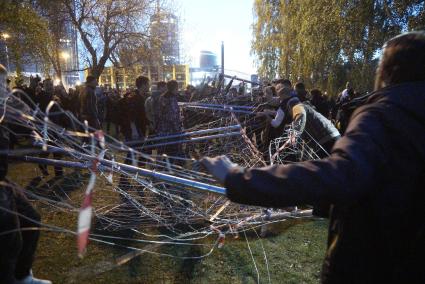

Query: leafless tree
(62, 0), (158, 79)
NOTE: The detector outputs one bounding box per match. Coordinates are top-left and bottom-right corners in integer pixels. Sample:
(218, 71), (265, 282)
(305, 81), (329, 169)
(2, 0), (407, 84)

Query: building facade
(150, 12), (180, 65)
(96, 64), (189, 90)
(59, 10), (80, 88)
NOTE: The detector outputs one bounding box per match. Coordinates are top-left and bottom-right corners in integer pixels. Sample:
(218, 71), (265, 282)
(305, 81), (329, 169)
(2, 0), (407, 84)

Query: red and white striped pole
(77, 130), (104, 257)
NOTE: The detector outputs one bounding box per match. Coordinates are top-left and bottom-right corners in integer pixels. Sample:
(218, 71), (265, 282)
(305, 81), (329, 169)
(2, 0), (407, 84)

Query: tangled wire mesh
(0, 82), (321, 261)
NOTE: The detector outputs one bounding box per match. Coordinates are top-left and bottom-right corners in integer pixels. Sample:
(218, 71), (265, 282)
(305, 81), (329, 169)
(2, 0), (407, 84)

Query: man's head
(294, 82), (308, 101)
(167, 80), (179, 94)
(275, 79), (292, 93)
(375, 31), (425, 90)
(136, 75), (150, 91)
(277, 86), (292, 101)
(86, 75), (98, 89)
(157, 81), (167, 93)
(294, 82), (305, 92)
(273, 78), (292, 87)
(310, 89), (322, 99)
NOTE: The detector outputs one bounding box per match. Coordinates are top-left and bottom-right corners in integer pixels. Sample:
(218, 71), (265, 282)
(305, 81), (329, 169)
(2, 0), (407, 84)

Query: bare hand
(200, 155), (240, 185)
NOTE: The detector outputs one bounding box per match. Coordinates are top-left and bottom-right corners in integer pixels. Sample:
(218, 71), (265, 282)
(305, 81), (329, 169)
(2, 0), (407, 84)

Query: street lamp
(1, 33), (10, 71)
(60, 51), (70, 86)
(60, 51), (70, 60)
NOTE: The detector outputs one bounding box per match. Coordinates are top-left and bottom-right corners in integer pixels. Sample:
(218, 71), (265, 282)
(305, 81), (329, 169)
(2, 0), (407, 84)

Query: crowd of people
(8, 69), (362, 145)
(9, 75), (186, 141)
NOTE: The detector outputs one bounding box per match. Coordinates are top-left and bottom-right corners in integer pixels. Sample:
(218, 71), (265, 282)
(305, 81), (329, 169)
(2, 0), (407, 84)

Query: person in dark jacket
(117, 91), (133, 141)
(72, 85), (82, 118)
(299, 101), (340, 157)
(264, 87), (340, 158)
(0, 64), (51, 284)
(335, 82), (355, 133)
(105, 90), (120, 136)
(294, 82), (309, 102)
(36, 79), (54, 112)
(79, 75), (99, 129)
(202, 31), (425, 283)
(310, 89), (330, 118)
(128, 76), (149, 140)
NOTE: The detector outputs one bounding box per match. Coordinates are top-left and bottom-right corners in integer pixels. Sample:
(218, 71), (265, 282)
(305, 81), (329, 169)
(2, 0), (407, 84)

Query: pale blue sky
(178, 0), (256, 76)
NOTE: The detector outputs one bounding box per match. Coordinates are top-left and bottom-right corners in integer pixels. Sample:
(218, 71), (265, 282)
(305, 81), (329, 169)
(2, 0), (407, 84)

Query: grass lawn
(8, 160), (328, 283)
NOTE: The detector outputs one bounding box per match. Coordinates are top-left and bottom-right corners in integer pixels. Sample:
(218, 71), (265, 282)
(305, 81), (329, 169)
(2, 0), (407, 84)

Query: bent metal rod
(9, 154), (226, 196)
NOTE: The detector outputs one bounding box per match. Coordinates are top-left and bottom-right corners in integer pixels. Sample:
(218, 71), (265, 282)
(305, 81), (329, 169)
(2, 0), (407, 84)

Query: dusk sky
(178, 0), (256, 77)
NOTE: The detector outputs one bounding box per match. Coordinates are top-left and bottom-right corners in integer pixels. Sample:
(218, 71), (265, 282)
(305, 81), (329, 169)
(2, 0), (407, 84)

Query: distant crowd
(6, 72), (362, 145)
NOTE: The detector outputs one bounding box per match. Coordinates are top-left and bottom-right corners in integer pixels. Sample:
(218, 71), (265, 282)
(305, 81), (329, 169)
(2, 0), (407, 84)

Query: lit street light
(60, 51), (71, 86)
(60, 51), (70, 60)
(1, 33), (10, 71)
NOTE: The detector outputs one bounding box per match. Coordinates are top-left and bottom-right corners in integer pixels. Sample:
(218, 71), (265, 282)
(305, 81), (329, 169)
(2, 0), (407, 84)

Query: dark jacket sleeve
(225, 107), (389, 208)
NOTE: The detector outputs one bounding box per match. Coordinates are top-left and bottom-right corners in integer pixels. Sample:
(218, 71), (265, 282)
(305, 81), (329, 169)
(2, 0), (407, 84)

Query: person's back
(202, 31), (425, 284)
(301, 102), (340, 154)
(310, 89), (330, 117)
(151, 91), (161, 127)
(318, 80), (425, 283)
(157, 80), (182, 135)
(295, 82), (309, 102)
(37, 79), (54, 113)
(128, 76), (150, 139)
(80, 87), (94, 116)
(80, 81), (97, 117)
(157, 92), (181, 134)
(325, 34), (425, 282)
(80, 76), (99, 129)
(117, 93), (133, 140)
(144, 92), (160, 133)
(70, 86), (81, 117)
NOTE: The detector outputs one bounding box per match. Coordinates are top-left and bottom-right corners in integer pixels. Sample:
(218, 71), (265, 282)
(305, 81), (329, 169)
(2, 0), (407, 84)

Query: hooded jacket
(225, 82), (425, 283)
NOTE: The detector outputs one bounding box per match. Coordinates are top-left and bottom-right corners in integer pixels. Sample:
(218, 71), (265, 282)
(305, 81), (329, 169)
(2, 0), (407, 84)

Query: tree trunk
(89, 65), (104, 81)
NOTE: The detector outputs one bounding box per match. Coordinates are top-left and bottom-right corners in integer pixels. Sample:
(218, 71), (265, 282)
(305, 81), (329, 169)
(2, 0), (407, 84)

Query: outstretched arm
(203, 108), (389, 209)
